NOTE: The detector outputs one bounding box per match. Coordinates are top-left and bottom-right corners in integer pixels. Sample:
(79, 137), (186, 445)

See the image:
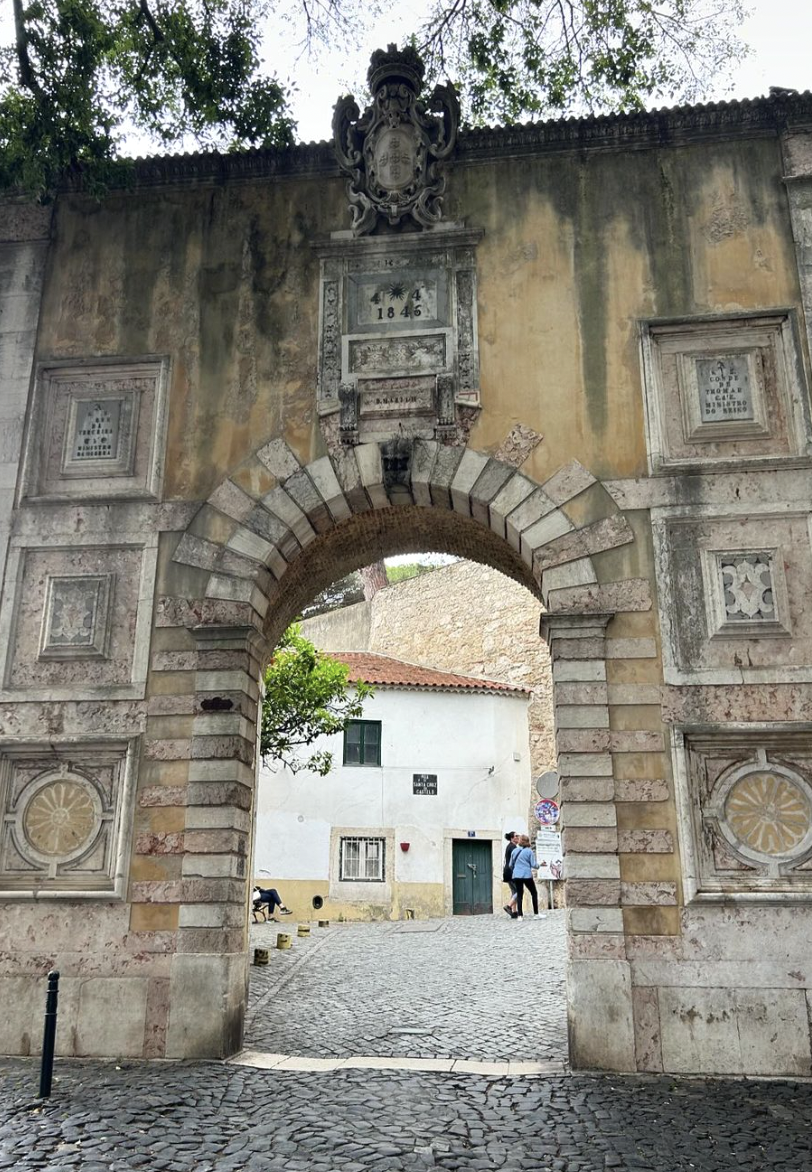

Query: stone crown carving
(333, 44), (460, 235)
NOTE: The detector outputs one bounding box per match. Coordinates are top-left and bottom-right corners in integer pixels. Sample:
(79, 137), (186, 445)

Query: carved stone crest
(333, 44), (459, 235)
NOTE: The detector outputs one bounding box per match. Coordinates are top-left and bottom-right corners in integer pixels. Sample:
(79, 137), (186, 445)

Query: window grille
(339, 835), (385, 882)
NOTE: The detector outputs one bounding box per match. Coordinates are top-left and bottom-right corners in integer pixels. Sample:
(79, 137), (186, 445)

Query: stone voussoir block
(488, 472), (536, 537)
(534, 514), (634, 572)
(256, 437), (301, 480)
(308, 455), (352, 522)
(208, 478), (256, 523)
(540, 459), (597, 506)
(450, 449), (490, 516)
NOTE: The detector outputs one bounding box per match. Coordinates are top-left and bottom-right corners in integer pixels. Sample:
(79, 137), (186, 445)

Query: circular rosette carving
(18, 771), (103, 864)
(724, 772), (811, 856)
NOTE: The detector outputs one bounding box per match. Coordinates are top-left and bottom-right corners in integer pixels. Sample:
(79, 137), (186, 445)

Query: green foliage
(1, 0), (747, 198)
(418, 0), (747, 125)
(385, 562), (442, 585)
(1, 0), (294, 198)
(261, 624), (373, 776)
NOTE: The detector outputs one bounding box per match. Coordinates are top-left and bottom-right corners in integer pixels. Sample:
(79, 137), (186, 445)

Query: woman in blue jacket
(509, 835), (543, 919)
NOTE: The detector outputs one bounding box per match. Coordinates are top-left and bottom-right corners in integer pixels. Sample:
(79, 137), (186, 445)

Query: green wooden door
(452, 839), (493, 915)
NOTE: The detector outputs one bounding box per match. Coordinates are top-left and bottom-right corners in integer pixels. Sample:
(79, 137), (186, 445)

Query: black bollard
(38, 969), (59, 1098)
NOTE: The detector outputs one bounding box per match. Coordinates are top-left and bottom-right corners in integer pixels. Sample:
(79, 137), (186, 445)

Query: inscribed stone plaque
(696, 356), (754, 423)
(359, 377), (434, 418)
(71, 399), (123, 461)
(348, 271), (446, 332)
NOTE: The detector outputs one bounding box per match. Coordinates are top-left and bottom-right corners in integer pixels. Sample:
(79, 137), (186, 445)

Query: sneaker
(534, 914), (547, 919)
(515, 915), (524, 921)
(280, 907), (292, 914)
(510, 912), (519, 919)
(503, 905), (513, 916)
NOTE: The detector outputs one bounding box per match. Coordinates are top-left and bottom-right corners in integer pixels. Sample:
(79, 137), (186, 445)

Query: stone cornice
(108, 92), (812, 191)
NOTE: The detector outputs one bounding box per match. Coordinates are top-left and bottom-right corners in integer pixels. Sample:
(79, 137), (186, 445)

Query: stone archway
(144, 436), (653, 1068)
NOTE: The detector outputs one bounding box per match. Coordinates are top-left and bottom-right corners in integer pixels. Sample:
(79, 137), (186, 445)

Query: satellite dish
(535, 770), (559, 799)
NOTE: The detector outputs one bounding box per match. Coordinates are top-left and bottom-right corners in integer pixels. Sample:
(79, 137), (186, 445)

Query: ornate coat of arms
(333, 45), (460, 235)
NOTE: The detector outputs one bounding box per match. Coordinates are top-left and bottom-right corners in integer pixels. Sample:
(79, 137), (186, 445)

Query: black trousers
(514, 877), (538, 916)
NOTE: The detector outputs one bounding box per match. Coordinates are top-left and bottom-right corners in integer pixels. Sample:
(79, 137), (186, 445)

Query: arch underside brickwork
(149, 437), (648, 1069)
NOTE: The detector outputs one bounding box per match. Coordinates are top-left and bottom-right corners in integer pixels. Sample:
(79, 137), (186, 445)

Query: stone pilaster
(542, 612), (636, 1071)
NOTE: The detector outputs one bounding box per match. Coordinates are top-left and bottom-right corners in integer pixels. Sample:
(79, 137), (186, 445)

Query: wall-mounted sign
(413, 773), (438, 795)
(535, 798), (560, 825)
(535, 770), (559, 799)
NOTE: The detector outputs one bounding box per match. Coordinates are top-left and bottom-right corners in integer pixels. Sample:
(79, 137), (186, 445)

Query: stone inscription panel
(696, 355), (754, 423)
(0, 741), (135, 897)
(359, 377), (434, 418)
(347, 270), (447, 332)
(640, 313), (810, 471)
(70, 398), (124, 462)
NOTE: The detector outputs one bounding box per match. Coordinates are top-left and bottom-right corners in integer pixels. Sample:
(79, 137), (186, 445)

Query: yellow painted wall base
(252, 878), (447, 922)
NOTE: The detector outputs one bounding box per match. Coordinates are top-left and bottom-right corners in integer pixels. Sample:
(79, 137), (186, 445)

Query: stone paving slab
(1, 1057), (811, 1171)
(230, 1051), (568, 1076)
(246, 911), (568, 1062)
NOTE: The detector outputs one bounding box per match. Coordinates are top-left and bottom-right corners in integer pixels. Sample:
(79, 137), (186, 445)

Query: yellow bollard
(276, 933), (291, 950)
(253, 947), (270, 966)
(297, 924), (311, 938)
(318, 920), (330, 928)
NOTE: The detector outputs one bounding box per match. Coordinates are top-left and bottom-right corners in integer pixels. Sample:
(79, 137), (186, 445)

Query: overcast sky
(284, 0), (812, 142)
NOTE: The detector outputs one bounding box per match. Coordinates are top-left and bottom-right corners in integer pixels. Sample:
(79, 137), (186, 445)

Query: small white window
(339, 835), (385, 882)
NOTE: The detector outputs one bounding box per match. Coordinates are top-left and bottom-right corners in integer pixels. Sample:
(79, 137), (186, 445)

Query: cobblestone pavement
(245, 911), (568, 1062)
(1, 1057), (811, 1171)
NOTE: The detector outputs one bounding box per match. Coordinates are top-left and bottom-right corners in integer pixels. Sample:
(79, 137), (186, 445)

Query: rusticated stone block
(615, 778), (669, 802)
(177, 928), (245, 954)
(606, 637), (657, 659)
(618, 829), (674, 854)
(190, 735), (254, 764)
(179, 878), (244, 903)
(551, 637), (607, 659)
(144, 976), (172, 1059)
(130, 881), (184, 903)
(139, 786), (187, 807)
(183, 829), (248, 855)
(556, 682), (609, 705)
(562, 826), (618, 853)
(187, 782), (253, 809)
(568, 933), (627, 960)
(626, 934), (684, 959)
(611, 731), (665, 752)
(558, 752), (613, 776)
(145, 739), (192, 761)
(147, 695), (196, 716)
(566, 880), (621, 906)
(135, 832), (185, 855)
(556, 728), (611, 753)
(632, 986), (663, 1072)
(621, 882), (678, 906)
(560, 777), (614, 802)
(569, 907), (624, 933)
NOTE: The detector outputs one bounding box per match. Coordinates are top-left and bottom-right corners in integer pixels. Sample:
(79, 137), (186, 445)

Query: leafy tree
(1, 0), (747, 197)
(260, 623), (373, 775)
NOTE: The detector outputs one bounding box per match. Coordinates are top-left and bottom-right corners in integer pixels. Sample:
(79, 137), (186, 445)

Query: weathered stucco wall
(2, 97), (812, 1074)
(302, 561), (557, 779)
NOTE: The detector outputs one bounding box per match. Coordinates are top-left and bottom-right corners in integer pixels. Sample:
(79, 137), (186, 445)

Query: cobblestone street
(244, 911), (568, 1062)
(1, 910), (811, 1170)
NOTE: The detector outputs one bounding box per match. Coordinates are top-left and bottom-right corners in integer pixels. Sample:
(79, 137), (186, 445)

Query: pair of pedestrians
(502, 831), (546, 920)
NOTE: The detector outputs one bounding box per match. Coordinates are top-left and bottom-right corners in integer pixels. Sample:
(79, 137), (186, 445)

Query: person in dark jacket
(502, 831), (520, 918)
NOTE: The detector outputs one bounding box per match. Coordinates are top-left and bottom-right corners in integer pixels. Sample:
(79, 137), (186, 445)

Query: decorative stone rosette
(0, 743), (134, 895)
(703, 752), (812, 879)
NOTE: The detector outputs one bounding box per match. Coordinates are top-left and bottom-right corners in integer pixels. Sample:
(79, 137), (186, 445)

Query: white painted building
(253, 653), (531, 920)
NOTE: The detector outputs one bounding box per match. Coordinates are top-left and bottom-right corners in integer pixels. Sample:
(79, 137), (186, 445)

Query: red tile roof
(326, 652), (529, 696)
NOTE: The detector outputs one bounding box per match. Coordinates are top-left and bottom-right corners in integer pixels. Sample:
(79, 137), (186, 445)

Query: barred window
(339, 836), (385, 882)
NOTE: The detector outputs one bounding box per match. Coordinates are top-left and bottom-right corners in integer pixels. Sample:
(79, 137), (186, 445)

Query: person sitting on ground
(251, 886), (292, 920)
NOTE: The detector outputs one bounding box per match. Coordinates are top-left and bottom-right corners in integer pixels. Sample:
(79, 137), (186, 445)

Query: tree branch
(11, 0), (46, 104)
